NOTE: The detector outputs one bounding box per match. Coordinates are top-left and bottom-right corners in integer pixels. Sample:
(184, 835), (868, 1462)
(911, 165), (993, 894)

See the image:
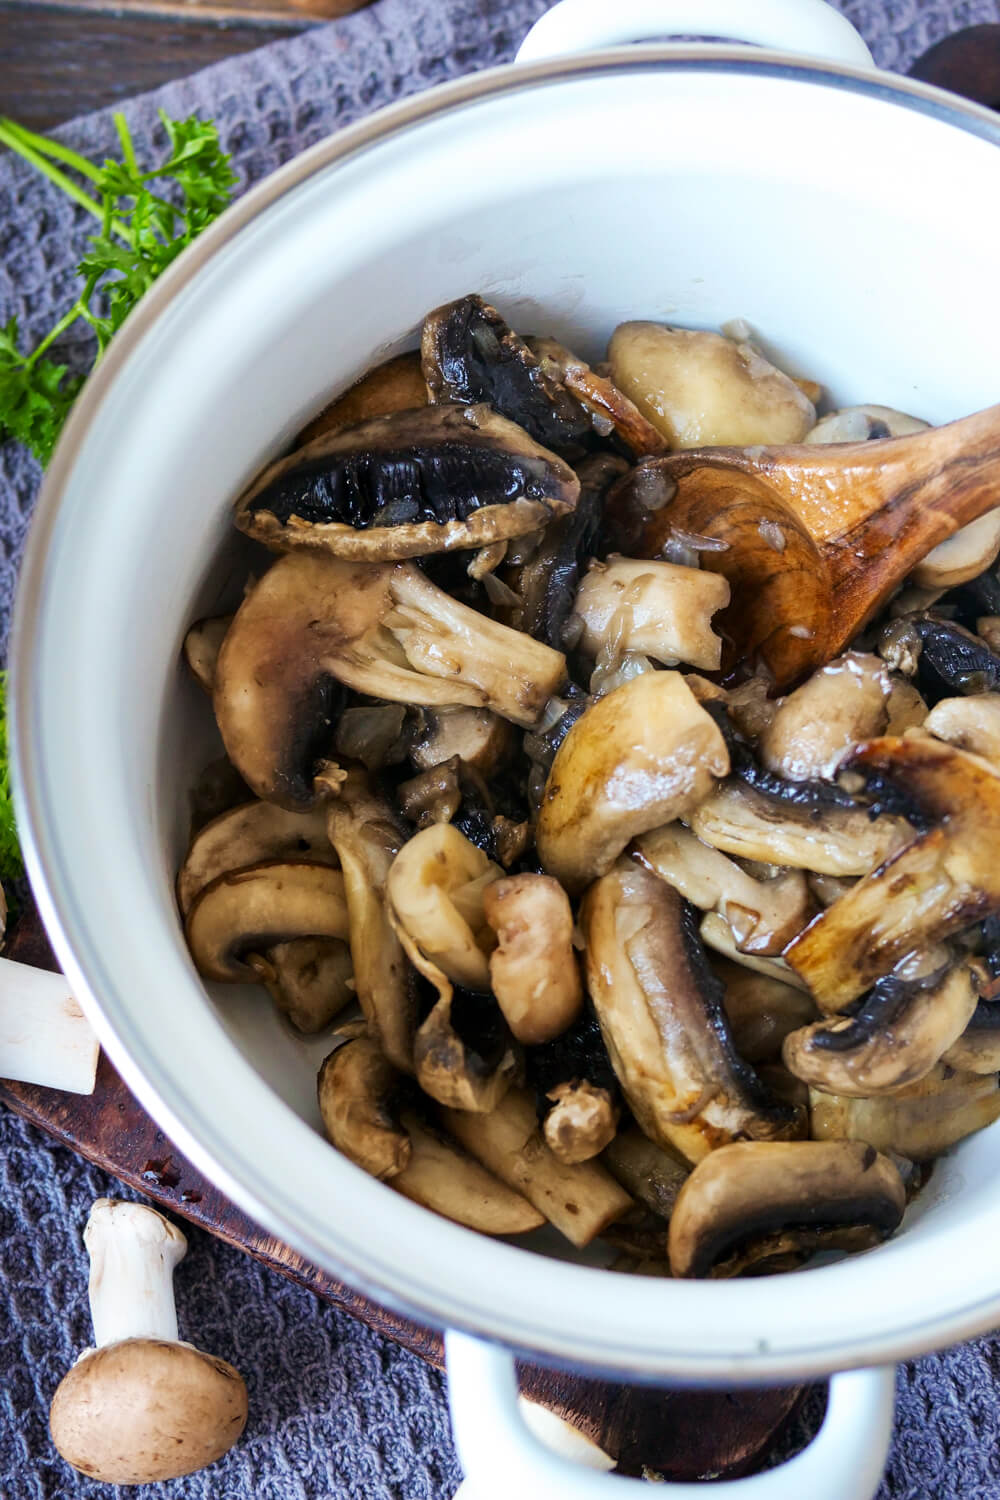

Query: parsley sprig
(0, 110), (237, 466)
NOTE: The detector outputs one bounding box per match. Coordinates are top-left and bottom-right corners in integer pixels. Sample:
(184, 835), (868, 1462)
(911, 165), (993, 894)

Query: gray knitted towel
(4, 2), (1000, 1496)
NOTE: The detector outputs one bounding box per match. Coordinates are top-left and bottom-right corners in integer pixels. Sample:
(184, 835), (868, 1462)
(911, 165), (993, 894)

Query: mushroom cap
(49, 1338), (247, 1485)
(185, 861), (349, 981)
(177, 800), (337, 915)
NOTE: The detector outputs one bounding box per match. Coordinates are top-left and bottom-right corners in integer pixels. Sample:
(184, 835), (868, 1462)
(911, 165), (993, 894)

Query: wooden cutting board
(0, 899), (809, 1480)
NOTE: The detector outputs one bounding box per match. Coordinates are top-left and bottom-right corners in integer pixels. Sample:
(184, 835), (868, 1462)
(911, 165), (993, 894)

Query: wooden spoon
(609, 402), (1000, 687)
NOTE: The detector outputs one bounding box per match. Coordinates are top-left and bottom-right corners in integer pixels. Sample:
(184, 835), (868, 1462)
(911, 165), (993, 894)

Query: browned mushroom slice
(248, 937), (353, 1035)
(528, 336), (670, 457)
(214, 553), (566, 806)
(482, 874), (583, 1045)
(326, 770), (418, 1074)
(440, 1087), (633, 1247)
(235, 404), (580, 562)
(177, 800), (336, 915)
(537, 672), (729, 894)
(712, 959), (819, 1064)
(318, 1031), (411, 1181)
(943, 997), (1000, 1073)
(182, 615), (233, 695)
(667, 1141), (905, 1279)
(923, 694), (1000, 767)
(699, 912), (811, 991)
(786, 738), (1000, 1008)
(296, 351), (428, 447)
(333, 704), (409, 772)
(387, 824), (502, 992)
(396, 759), (464, 830)
(634, 824), (813, 956)
(758, 653), (890, 782)
(581, 861), (802, 1165)
(570, 557), (730, 673)
(783, 962), (978, 1096)
(185, 862), (349, 982)
(411, 977), (519, 1114)
(542, 1081), (619, 1165)
(601, 1128), (690, 1220)
(809, 1064), (1000, 1160)
(391, 1108), (545, 1234)
(408, 707), (516, 777)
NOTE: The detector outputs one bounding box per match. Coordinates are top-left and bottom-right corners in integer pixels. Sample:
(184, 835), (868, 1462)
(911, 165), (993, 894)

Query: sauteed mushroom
(235, 404), (581, 561)
(318, 1030), (411, 1181)
(923, 693), (1000, 766)
(249, 937), (353, 1035)
(758, 653), (890, 782)
(182, 615), (232, 694)
(803, 404), (928, 444)
(388, 824), (502, 992)
(177, 800), (337, 915)
(809, 1065), (1000, 1159)
(185, 863), (349, 982)
(571, 557), (730, 672)
(482, 873), (583, 1044)
(297, 351), (427, 446)
(713, 960), (819, 1064)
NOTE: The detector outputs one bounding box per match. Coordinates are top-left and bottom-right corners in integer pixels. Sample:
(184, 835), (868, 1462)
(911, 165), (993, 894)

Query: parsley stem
(113, 113), (139, 177)
(0, 121), (103, 221)
(25, 302), (86, 369)
(0, 116), (103, 184)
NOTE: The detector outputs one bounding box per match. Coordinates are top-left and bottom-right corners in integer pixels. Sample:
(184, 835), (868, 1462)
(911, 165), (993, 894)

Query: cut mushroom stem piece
(783, 962), (978, 1096)
(699, 912), (811, 992)
(667, 1141), (905, 1279)
(405, 937), (519, 1114)
(0, 955), (100, 1095)
(392, 1107), (545, 1235)
(809, 1065), (1000, 1160)
(537, 672), (729, 894)
(542, 1081), (619, 1165)
(318, 1032), (411, 1180)
(49, 1200), (247, 1484)
(440, 1087), (632, 1247)
(184, 862), (349, 982)
(785, 738), (1000, 1008)
(581, 861), (802, 1165)
(177, 800), (337, 915)
(601, 1128), (690, 1220)
(570, 556), (730, 672)
(482, 874), (583, 1044)
(235, 403), (580, 560)
(635, 823), (813, 956)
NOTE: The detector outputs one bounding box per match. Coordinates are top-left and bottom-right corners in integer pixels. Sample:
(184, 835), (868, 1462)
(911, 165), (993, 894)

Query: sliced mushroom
(570, 557), (730, 673)
(185, 862), (349, 982)
(408, 707), (515, 777)
(607, 322), (815, 449)
(809, 1064), (1000, 1160)
(712, 958), (819, 1064)
(542, 1081), (619, 1164)
(634, 823), (813, 956)
(924, 693), (1000, 767)
(396, 759), (464, 829)
(333, 703), (409, 772)
(248, 937), (353, 1034)
(914, 617), (1000, 700)
(804, 404), (928, 444)
(326, 770), (418, 1073)
(235, 404), (580, 561)
(177, 800), (337, 915)
(537, 672), (730, 894)
(421, 295), (593, 452)
(392, 1107), (545, 1234)
(601, 1128), (690, 1220)
(387, 824), (502, 992)
(297, 351), (428, 447)
(667, 1141), (905, 1278)
(317, 1032), (411, 1180)
(977, 616), (1000, 655)
(911, 509), (1000, 589)
(409, 962), (519, 1114)
(526, 336), (668, 457)
(581, 861), (801, 1164)
(440, 1087), (633, 1247)
(758, 653), (890, 782)
(688, 780), (909, 877)
(482, 874), (583, 1044)
(182, 615), (232, 694)
(215, 554), (566, 806)
(884, 677), (928, 735)
(699, 912), (811, 991)
(785, 738), (1000, 1008)
(783, 962), (978, 1096)
(943, 998), (1000, 1073)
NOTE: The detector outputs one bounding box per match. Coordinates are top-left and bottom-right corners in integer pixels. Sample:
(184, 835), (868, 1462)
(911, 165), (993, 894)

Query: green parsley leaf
(0, 671), (24, 886)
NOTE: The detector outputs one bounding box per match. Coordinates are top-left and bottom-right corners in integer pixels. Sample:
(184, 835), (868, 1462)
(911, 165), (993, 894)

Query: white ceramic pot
(12, 3), (1000, 1495)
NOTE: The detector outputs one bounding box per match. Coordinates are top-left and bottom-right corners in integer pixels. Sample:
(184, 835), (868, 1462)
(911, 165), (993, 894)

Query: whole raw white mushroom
(49, 1199), (247, 1484)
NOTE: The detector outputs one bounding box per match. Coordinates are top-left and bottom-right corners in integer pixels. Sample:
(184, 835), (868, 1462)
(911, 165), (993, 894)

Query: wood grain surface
(0, 900), (808, 1480)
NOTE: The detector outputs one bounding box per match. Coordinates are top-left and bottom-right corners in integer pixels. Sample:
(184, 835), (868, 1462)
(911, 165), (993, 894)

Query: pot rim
(13, 45), (1000, 1383)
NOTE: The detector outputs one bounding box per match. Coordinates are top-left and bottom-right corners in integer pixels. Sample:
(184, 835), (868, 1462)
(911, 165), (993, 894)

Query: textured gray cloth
(3, 0), (1000, 1495)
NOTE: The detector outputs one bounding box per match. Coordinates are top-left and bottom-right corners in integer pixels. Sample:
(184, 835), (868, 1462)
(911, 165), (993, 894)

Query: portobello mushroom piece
(581, 861), (802, 1165)
(248, 937), (353, 1035)
(185, 862), (349, 982)
(699, 912), (811, 991)
(569, 557), (730, 673)
(177, 801), (337, 916)
(182, 615), (233, 694)
(421, 296), (593, 453)
(687, 780), (909, 878)
(326, 770), (418, 1073)
(601, 1128), (690, 1220)
(482, 874), (583, 1045)
(923, 693), (1000, 767)
(296, 351), (427, 447)
(809, 1064), (1000, 1160)
(387, 824), (502, 992)
(667, 1141), (905, 1279)
(786, 738), (1000, 1008)
(913, 617), (1000, 701)
(496, 454), (629, 650)
(712, 958), (820, 1064)
(537, 672), (730, 895)
(440, 1086), (633, 1247)
(783, 961), (978, 1096)
(527, 336), (670, 458)
(215, 555), (567, 806)
(634, 824), (814, 957)
(758, 653), (890, 783)
(235, 404), (581, 562)
(408, 707), (516, 777)
(318, 1030), (411, 1180)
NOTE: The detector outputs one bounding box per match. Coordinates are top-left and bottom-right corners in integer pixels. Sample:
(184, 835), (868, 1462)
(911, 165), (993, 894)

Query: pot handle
(446, 1331), (896, 1499)
(515, 0), (874, 68)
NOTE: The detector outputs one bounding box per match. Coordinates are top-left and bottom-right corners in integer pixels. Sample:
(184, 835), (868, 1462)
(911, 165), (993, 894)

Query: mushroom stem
(0, 957), (99, 1095)
(84, 1199), (187, 1348)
